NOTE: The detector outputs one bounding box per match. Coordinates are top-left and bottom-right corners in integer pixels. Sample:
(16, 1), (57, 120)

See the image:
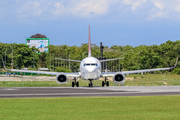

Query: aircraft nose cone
(87, 67), (95, 72)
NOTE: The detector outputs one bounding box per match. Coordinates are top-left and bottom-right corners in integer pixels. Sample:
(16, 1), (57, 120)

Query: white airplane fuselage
(80, 57), (101, 80)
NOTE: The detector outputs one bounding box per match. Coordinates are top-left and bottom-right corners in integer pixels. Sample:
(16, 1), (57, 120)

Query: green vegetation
(0, 96), (180, 120)
(0, 74), (180, 87)
(55, 67), (72, 73)
(0, 40), (180, 73)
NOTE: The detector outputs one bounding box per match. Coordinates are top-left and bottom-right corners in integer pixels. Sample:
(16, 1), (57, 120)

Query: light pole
(138, 51), (140, 70)
(61, 55), (62, 67)
(53, 55), (54, 71)
(58, 55), (59, 67)
(122, 63), (123, 71)
(69, 54), (70, 70)
(50, 53), (51, 71)
(5, 50), (6, 66)
(119, 58), (120, 71)
(33, 52), (34, 69)
(11, 44), (13, 69)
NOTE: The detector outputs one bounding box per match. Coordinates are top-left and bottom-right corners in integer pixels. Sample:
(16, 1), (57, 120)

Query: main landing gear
(89, 80), (93, 87)
(102, 77), (109, 87)
(72, 77), (79, 87)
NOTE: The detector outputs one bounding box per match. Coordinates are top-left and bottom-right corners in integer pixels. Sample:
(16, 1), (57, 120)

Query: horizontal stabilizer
(173, 55), (179, 68)
(55, 58), (81, 63)
(100, 57), (124, 62)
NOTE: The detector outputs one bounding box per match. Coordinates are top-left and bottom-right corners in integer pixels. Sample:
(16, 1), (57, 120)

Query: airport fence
(0, 72), (52, 76)
(0, 75), (120, 87)
(0, 74), (180, 87)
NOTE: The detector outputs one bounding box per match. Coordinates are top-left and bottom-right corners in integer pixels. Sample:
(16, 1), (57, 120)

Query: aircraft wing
(100, 57), (124, 62)
(1, 58), (80, 77)
(55, 58), (81, 63)
(102, 56), (178, 77)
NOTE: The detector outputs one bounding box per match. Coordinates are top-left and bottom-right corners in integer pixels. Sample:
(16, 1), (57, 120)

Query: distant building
(38, 68), (49, 71)
(21, 68), (29, 70)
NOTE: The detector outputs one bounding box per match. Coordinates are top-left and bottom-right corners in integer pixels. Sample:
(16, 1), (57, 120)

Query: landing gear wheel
(102, 81), (105, 87)
(106, 81), (109, 87)
(72, 82), (75, 87)
(76, 82), (79, 87)
(89, 83), (93, 87)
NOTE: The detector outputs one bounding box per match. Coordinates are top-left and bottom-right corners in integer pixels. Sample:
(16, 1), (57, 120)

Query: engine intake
(56, 74), (68, 84)
(113, 72), (125, 84)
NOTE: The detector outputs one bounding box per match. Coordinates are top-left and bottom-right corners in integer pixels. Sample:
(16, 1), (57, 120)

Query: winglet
(88, 25), (91, 57)
(173, 55), (179, 68)
(1, 57), (7, 70)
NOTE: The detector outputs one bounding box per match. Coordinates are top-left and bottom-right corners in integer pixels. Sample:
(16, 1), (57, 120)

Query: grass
(0, 96), (180, 120)
(0, 74), (180, 87)
(125, 74), (180, 86)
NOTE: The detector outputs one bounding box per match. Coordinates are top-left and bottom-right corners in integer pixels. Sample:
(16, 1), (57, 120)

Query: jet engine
(113, 72), (126, 84)
(56, 73), (68, 84)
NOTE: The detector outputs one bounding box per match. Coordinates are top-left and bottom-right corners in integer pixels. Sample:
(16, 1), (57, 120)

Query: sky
(0, 0), (180, 47)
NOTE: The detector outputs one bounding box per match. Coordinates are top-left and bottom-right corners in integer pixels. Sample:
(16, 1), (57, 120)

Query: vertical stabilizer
(88, 25), (91, 57)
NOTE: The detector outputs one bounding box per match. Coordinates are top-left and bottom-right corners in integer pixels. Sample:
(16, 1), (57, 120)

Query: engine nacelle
(56, 73), (68, 84)
(113, 72), (126, 84)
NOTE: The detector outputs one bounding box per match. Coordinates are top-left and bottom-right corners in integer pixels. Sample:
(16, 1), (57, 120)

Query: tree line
(0, 40), (180, 74)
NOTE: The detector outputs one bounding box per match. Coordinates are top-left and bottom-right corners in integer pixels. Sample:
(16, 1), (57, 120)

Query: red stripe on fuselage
(88, 25), (91, 57)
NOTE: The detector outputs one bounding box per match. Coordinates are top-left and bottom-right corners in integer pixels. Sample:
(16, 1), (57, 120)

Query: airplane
(1, 25), (179, 87)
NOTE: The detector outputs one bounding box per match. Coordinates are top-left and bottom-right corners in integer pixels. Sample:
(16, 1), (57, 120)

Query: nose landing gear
(102, 77), (109, 87)
(88, 80), (93, 87)
(72, 77), (79, 87)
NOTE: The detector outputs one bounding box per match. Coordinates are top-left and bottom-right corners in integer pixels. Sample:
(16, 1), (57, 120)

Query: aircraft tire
(102, 81), (104, 87)
(76, 82), (79, 87)
(107, 81), (109, 87)
(72, 82), (75, 87)
(89, 83), (91, 87)
(91, 83), (93, 87)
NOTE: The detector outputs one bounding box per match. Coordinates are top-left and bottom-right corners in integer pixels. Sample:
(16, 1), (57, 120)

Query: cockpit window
(91, 63), (98, 66)
(84, 63), (90, 67)
(84, 63), (98, 67)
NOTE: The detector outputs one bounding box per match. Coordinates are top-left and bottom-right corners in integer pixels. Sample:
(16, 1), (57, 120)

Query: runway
(0, 86), (180, 98)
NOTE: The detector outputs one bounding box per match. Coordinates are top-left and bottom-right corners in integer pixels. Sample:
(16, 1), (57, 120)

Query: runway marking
(2, 89), (18, 90)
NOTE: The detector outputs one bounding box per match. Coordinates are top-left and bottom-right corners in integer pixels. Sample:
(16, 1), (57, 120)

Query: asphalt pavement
(0, 86), (180, 98)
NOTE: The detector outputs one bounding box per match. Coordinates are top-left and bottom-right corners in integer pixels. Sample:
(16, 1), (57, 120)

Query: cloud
(2, 0), (180, 22)
(148, 0), (180, 20)
(18, 1), (43, 18)
(51, 2), (65, 15)
(50, 0), (112, 17)
(122, 0), (147, 10)
(153, 1), (164, 10)
(174, 4), (180, 12)
(173, 0), (180, 12)
(70, 0), (110, 17)
(147, 11), (167, 20)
